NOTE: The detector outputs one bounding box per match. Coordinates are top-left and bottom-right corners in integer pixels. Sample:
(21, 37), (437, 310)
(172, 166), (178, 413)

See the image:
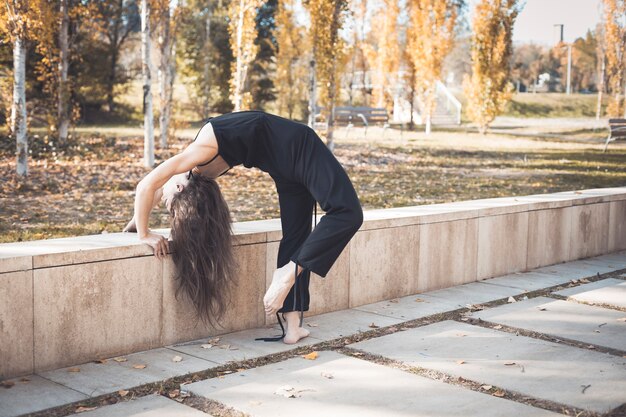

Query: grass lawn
(1, 122), (625, 244)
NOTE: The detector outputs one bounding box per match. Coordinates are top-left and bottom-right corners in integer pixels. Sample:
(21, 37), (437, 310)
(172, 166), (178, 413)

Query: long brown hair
(169, 174), (237, 328)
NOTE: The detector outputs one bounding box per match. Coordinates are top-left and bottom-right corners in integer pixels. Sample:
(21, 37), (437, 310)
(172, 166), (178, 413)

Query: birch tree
(463, 0), (519, 133)
(57, 0), (70, 144)
(141, 0), (154, 167)
(2, 1), (32, 176)
(305, 0), (349, 151)
(601, 0), (626, 117)
(228, 0), (262, 111)
(154, 0), (178, 148)
(405, 0), (457, 134)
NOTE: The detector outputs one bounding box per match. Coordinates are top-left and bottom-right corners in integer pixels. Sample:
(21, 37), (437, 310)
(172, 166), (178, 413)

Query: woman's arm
(133, 140), (217, 258)
(123, 188), (163, 232)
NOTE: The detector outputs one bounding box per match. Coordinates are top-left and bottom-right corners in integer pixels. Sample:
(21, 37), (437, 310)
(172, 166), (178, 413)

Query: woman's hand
(122, 217), (137, 233)
(140, 231), (169, 259)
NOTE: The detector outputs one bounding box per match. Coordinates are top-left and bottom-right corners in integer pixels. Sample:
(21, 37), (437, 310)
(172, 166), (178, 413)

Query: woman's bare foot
(283, 311), (310, 344)
(263, 261), (297, 316)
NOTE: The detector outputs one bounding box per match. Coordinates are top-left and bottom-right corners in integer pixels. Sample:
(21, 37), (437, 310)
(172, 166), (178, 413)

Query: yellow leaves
(302, 351), (319, 360)
(464, 0), (519, 132)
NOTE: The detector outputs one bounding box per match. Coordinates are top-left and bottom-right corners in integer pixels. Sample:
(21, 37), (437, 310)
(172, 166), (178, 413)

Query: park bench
(604, 118), (626, 152)
(331, 106), (390, 138)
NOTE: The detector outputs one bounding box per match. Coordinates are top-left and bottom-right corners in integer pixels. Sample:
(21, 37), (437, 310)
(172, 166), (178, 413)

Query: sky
(472, 0), (603, 45)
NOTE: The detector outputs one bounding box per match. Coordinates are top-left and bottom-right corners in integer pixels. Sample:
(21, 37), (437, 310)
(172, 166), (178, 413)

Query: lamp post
(554, 24), (572, 95)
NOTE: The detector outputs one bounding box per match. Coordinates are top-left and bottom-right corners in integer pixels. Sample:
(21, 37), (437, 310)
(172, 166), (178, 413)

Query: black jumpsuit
(195, 111), (363, 335)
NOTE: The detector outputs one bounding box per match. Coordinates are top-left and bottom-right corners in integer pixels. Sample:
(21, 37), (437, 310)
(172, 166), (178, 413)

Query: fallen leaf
(133, 364), (147, 369)
(456, 360), (466, 365)
(481, 385), (492, 390)
(172, 355), (183, 362)
(118, 389), (129, 397)
(321, 372), (334, 379)
(507, 296), (516, 303)
(113, 357), (127, 362)
(19, 377), (30, 383)
(229, 346), (239, 350)
(75, 406), (98, 413)
(492, 325), (503, 330)
(414, 298), (424, 302)
(493, 390), (505, 397)
(302, 351), (319, 360)
(208, 337), (220, 344)
(218, 344), (231, 350)
(307, 323), (319, 327)
(369, 323), (379, 329)
(168, 389), (180, 398)
(389, 299), (399, 303)
(460, 317), (469, 321)
(587, 345), (596, 349)
(1, 380), (15, 388)
(68, 367), (80, 373)
(201, 344), (213, 349)
(93, 358), (107, 364)
(274, 385), (300, 398)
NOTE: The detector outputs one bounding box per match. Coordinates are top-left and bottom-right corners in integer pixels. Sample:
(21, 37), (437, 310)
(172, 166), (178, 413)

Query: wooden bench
(604, 118), (626, 152)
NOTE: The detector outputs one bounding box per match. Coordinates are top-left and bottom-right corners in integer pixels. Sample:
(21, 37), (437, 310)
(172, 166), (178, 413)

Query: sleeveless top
(191, 110), (268, 179)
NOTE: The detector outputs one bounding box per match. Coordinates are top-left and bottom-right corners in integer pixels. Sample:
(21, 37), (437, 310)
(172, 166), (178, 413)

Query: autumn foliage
(405, 0), (457, 134)
(463, 0), (519, 133)
(602, 0), (626, 117)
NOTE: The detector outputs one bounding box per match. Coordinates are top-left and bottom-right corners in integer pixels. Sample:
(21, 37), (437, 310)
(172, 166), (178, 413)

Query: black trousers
(268, 127), (363, 313)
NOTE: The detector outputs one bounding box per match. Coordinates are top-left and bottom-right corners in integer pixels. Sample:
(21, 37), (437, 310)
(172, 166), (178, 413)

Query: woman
(125, 110), (363, 344)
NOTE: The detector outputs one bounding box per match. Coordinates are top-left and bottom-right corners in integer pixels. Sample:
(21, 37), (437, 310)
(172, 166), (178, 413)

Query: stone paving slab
(422, 281), (530, 307)
(298, 308), (403, 341)
(184, 350), (561, 417)
(38, 348), (215, 397)
(470, 297), (626, 351)
(349, 320), (626, 414)
(586, 252), (626, 269)
(354, 292), (461, 320)
(0, 374), (88, 417)
(67, 393), (212, 416)
(534, 261), (614, 281)
(478, 271), (579, 292)
(553, 278), (626, 309)
(169, 325), (320, 365)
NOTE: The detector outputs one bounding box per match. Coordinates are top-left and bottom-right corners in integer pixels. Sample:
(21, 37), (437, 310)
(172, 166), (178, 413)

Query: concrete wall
(1, 187), (625, 379)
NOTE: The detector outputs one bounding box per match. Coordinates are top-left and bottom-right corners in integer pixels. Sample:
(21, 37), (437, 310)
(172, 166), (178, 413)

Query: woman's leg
(289, 129), (363, 278)
(263, 179), (316, 343)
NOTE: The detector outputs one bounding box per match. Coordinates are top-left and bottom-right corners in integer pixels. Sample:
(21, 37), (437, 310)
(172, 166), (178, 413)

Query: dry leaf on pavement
(302, 351), (318, 360)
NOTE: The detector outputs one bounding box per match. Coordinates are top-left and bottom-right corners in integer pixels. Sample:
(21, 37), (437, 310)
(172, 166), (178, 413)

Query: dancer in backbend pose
(124, 110), (363, 344)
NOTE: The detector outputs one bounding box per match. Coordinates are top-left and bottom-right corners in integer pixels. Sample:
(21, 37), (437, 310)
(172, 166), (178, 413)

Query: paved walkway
(1, 252), (625, 417)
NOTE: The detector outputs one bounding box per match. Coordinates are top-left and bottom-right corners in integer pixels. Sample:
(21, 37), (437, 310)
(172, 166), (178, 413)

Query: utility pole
(554, 24), (572, 95)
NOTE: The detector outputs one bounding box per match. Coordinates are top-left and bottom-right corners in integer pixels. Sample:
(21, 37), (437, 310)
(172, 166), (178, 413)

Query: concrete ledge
(1, 186), (625, 379)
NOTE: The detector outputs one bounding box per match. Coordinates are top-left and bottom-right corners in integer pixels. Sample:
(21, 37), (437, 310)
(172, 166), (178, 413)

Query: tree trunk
(159, 4), (172, 148)
(233, 0), (245, 111)
(596, 56), (605, 120)
(307, 57), (316, 128)
(141, 0), (154, 167)
(57, 0), (70, 144)
(12, 35), (28, 177)
(203, 5), (212, 116)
